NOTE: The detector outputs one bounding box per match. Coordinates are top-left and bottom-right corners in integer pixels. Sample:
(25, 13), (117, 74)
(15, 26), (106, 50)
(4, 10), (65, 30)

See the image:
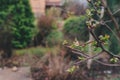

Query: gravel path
(0, 67), (32, 80)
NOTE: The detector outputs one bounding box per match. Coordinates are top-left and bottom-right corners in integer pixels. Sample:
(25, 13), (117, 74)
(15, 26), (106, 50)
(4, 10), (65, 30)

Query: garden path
(0, 67), (32, 80)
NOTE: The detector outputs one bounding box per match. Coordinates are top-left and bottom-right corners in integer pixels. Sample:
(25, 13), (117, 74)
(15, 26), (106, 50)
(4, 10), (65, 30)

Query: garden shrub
(0, 7), (13, 58)
(38, 15), (56, 37)
(0, 27), (12, 58)
(63, 0), (87, 16)
(34, 15), (57, 46)
(46, 7), (61, 20)
(109, 35), (120, 54)
(63, 16), (89, 42)
(0, 0), (35, 49)
(45, 30), (63, 47)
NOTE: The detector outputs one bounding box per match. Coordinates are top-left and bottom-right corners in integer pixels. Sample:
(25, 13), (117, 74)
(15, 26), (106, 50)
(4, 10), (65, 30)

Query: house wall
(30, 0), (62, 18)
(30, 0), (46, 18)
(46, 0), (61, 2)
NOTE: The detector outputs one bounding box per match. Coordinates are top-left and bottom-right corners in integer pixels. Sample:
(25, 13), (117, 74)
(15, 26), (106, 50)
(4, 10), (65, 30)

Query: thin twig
(65, 46), (89, 57)
(101, 0), (120, 41)
(95, 60), (120, 66)
(101, 22), (120, 42)
(89, 28), (105, 51)
(89, 26), (120, 58)
(72, 50), (120, 67)
(113, 9), (120, 15)
(74, 51), (103, 65)
(104, 20), (112, 23)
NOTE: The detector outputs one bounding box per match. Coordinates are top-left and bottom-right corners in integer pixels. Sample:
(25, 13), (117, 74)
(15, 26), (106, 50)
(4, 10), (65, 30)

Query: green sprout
(110, 57), (119, 63)
(66, 66), (76, 73)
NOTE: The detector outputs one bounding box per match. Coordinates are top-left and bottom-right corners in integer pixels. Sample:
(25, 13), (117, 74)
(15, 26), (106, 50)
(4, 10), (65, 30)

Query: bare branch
(104, 20), (112, 23)
(72, 50), (120, 67)
(72, 51), (88, 58)
(104, 9), (120, 23)
(65, 46), (89, 57)
(95, 60), (120, 66)
(89, 27), (120, 59)
(67, 0), (120, 68)
(89, 28), (105, 51)
(74, 51), (103, 65)
(101, 0), (120, 41)
(113, 9), (120, 15)
(101, 22), (120, 42)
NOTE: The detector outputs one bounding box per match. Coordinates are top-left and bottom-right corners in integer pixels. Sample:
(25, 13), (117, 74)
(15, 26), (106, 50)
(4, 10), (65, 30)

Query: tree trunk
(87, 33), (94, 69)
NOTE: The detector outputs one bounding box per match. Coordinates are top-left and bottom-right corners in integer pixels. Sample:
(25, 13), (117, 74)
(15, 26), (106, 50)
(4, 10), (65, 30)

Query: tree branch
(113, 9), (120, 15)
(74, 51), (103, 65)
(101, 0), (120, 42)
(90, 28), (120, 59)
(101, 22), (120, 42)
(72, 50), (120, 67)
(95, 60), (120, 66)
(65, 46), (89, 57)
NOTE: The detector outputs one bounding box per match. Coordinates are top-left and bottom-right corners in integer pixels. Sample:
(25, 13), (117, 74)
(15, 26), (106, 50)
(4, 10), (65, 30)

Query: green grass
(14, 46), (60, 57)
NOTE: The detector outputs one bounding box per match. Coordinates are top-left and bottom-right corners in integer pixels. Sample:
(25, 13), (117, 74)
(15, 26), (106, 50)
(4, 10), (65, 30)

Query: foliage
(112, 78), (120, 80)
(0, 25), (12, 58)
(0, 0), (35, 49)
(45, 30), (64, 47)
(85, 0), (120, 55)
(107, 0), (120, 54)
(34, 15), (56, 46)
(63, 0), (120, 75)
(31, 51), (88, 80)
(93, 0), (120, 54)
(46, 7), (61, 20)
(15, 47), (45, 57)
(63, 0), (87, 16)
(63, 16), (89, 41)
(107, 0), (120, 12)
(109, 35), (120, 54)
(38, 15), (56, 37)
(15, 46), (59, 57)
(66, 65), (77, 73)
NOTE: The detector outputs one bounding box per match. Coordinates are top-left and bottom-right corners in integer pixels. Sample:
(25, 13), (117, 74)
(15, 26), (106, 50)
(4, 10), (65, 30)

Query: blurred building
(30, 0), (63, 18)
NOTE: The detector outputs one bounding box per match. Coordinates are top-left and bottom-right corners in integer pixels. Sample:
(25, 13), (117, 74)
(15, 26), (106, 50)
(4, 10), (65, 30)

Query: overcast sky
(79, 0), (88, 4)
(78, 0), (88, 6)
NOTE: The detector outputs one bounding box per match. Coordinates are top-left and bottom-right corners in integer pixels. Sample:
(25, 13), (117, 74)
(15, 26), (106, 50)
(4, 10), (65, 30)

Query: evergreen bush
(45, 30), (63, 47)
(0, 0), (35, 49)
(63, 16), (89, 41)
